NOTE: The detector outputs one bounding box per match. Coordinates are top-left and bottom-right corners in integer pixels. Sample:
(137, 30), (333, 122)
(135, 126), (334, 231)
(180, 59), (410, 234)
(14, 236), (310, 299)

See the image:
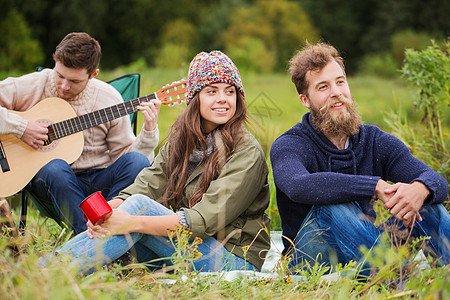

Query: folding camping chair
(18, 71), (141, 230)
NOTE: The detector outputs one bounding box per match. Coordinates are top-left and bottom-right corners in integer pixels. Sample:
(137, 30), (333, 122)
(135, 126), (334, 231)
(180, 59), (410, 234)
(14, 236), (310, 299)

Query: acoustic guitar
(0, 80), (186, 198)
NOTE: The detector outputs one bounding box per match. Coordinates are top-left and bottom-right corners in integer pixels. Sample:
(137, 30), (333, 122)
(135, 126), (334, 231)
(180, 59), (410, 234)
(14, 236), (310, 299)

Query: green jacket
(118, 130), (271, 270)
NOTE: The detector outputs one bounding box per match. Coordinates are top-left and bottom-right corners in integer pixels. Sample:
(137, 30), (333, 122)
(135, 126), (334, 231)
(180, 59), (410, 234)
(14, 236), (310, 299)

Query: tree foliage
(0, 9), (44, 72)
(0, 0), (447, 72)
(296, 0), (448, 72)
(226, 37), (276, 73)
(222, 0), (319, 72)
(155, 19), (197, 69)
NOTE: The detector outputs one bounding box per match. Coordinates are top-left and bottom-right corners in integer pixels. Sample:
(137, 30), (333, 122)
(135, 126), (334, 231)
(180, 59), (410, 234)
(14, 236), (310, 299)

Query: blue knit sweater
(270, 112), (448, 253)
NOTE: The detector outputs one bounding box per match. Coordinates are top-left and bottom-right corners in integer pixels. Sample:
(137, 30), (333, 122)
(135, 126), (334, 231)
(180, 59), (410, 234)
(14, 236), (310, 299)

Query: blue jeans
(290, 202), (450, 275)
(51, 195), (257, 275)
(30, 152), (150, 234)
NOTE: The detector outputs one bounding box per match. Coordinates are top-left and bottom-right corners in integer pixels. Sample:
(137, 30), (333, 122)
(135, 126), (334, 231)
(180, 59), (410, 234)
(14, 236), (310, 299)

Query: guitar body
(0, 79), (186, 198)
(0, 97), (84, 197)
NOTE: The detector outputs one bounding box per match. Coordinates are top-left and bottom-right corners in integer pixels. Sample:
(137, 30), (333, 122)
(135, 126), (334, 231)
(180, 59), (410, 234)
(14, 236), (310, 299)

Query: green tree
(14, 0), (115, 67)
(196, 0), (250, 52)
(368, 0), (449, 49)
(0, 9), (44, 72)
(226, 37), (276, 73)
(297, 0), (448, 72)
(222, 0), (319, 71)
(115, 0), (213, 67)
(384, 43), (449, 183)
(297, 0), (379, 72)
(14, 0), (209, 68)
(155, 19), (197, 69)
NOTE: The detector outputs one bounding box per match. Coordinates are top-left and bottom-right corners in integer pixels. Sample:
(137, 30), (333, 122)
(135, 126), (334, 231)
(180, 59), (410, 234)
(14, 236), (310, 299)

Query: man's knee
(313, 202), (363, 223)
(121, 151), (149, 163)
(33, 159), (75, 185)
(119, 152), (150, 170)
(38, 159), (72, 174)
(421, 203), (450, 220)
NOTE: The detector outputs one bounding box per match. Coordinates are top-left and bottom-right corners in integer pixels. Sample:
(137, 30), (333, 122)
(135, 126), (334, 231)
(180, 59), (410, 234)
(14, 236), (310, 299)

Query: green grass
(1, 209), (449, 299)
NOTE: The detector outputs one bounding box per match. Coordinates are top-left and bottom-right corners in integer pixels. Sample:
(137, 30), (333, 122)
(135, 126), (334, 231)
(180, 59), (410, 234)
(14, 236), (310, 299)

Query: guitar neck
(48, 93), (156, 141)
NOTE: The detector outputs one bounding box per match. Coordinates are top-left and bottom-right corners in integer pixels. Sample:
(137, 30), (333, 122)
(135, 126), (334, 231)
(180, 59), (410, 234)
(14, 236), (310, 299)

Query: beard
(309, 95), (361, 137)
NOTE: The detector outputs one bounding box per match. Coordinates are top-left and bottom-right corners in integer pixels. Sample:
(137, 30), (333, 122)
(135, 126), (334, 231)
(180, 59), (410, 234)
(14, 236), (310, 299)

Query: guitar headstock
(156, 79), (187, 106)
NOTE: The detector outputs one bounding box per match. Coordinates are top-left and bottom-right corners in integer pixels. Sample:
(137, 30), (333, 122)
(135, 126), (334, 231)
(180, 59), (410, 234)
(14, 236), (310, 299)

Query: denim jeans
(290, 202), (450, 276)
(52, 194), (257, 275)
(30, 152), (150, 234)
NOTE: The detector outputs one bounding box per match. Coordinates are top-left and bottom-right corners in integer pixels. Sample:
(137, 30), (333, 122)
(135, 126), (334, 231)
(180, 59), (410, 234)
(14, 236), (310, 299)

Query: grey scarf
(186, 133), (216, 179)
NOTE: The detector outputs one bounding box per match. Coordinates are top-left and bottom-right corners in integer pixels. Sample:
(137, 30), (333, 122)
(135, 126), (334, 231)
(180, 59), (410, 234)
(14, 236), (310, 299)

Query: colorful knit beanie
(185, 50), (245, 104)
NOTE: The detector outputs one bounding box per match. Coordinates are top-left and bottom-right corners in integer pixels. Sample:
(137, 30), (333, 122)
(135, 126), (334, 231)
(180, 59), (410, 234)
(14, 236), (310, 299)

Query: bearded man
(270, 43), (449, 276)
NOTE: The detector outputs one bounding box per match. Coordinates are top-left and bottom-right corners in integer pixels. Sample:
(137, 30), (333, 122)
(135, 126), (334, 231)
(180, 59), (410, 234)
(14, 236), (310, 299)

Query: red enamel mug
(79, 191), (112, 225)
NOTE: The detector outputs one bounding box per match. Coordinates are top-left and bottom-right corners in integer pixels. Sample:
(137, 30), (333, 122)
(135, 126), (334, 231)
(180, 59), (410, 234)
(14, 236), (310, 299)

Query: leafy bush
(401, 42), (449, 152)
(386, 42), (449, 187)
(0, 9), (44, 72)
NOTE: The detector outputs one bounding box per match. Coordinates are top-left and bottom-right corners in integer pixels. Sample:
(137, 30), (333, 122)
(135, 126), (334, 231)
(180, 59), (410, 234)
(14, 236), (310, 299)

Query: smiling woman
(199, 83), (237, 133)
(42, 50), (271, 275)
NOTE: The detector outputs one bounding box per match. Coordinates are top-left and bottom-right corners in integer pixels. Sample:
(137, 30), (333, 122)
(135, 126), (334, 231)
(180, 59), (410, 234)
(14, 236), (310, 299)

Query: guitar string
(1, 86), (186, 162)
(47, 96), (148, 141)
(6, 87), (183, 147)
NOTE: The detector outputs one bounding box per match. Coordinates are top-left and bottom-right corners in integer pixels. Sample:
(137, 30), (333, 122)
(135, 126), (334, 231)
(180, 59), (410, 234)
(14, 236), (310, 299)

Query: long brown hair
(163, 91), (247, 210)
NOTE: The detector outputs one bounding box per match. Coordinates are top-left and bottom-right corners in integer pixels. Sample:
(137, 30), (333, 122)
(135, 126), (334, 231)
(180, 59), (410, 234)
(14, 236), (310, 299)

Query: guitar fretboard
(48, 94), (156, 142)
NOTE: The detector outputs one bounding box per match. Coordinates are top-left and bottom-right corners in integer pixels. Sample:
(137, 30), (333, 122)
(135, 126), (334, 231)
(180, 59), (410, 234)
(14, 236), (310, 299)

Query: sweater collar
(302, 112), (359, 174)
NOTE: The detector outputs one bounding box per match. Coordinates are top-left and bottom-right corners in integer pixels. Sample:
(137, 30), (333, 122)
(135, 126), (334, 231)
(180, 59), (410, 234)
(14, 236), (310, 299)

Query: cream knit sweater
(0, 69), (159, 171)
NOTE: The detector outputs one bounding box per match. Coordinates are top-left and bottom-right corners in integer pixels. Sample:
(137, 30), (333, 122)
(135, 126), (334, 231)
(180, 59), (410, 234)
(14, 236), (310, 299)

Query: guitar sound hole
(37, 139), (59, 152)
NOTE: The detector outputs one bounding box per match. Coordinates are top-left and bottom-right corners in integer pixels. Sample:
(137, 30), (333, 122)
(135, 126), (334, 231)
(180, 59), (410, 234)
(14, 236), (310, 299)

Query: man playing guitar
(0, 32), (161, 234)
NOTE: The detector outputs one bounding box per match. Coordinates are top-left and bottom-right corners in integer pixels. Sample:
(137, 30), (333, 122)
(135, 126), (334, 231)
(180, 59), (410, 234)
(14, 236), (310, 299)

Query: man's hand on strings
(21, 121), (48, 149)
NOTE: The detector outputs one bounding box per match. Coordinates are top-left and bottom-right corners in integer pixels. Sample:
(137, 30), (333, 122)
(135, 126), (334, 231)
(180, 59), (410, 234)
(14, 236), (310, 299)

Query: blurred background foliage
(0, 0), (447, 74)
